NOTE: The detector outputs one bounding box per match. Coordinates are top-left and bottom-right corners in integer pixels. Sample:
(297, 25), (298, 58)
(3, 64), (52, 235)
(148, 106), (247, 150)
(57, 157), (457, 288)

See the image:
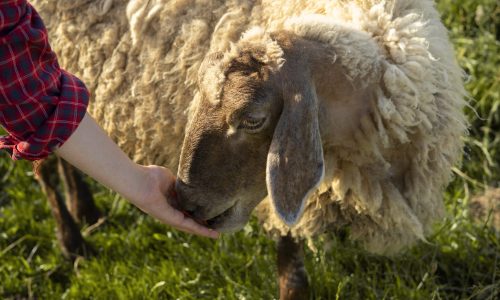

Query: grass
(1, 0), (499, 299)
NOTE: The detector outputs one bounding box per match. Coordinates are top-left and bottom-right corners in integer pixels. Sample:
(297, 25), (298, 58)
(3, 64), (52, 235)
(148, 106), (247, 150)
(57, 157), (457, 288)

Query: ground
(1, 0), (499, 299)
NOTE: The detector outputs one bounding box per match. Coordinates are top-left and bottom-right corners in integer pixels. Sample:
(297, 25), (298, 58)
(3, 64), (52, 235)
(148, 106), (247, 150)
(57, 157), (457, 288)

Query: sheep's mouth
(179, 203), (237, 229)
(205, 205), (235, 228)
(203, 204), (249, 233)
(170, 188), (231, 228)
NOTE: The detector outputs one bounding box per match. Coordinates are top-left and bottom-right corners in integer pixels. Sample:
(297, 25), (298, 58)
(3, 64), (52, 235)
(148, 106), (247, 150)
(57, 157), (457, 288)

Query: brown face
(176, 51), (283, 232)
(177, 31), (325, 233)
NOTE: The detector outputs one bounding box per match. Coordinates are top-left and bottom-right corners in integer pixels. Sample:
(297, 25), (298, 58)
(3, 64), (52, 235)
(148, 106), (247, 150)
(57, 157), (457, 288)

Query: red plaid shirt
(0, 0), (89, 161)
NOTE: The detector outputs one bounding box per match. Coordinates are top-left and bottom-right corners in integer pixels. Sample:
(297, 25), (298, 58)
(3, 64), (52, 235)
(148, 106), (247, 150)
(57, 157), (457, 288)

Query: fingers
(167, 208), (220, 239)
(143, 198), (219, 239)
(141, 165), (219, 239)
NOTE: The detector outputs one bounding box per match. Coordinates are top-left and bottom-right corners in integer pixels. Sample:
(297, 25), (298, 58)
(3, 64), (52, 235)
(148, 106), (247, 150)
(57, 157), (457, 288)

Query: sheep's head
(176, 29), (324, 232)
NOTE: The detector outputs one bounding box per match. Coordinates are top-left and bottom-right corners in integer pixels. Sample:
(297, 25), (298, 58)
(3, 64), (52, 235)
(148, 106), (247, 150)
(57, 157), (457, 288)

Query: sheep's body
(33, 0), (466, 254)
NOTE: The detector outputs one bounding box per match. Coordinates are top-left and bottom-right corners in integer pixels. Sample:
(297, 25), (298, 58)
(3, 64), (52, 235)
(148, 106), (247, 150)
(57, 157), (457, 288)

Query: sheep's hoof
(278, 235), (310, 300)
(279, 281), (309, 300)
(57, 223), (95, 261)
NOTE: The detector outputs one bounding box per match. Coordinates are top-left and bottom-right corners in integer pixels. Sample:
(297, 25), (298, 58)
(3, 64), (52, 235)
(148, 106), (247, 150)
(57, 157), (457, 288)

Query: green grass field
(1, 0), (499, 299)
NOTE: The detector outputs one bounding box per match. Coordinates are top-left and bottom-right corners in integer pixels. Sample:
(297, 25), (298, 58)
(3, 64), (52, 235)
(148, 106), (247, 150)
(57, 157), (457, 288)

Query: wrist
(121, 164), (154, 206)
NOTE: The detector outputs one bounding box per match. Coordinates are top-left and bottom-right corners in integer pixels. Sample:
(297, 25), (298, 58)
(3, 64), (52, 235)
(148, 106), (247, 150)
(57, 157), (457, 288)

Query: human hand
(55, 114), (218, 238)
(133, 165), (219, 239)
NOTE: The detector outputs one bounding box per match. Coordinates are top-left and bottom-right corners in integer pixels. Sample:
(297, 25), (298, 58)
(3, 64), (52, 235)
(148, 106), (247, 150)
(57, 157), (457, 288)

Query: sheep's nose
(174, 180), (203, 219)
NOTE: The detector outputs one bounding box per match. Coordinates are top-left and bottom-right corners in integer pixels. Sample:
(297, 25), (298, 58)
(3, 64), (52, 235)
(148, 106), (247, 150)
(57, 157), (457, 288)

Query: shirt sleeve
(0, 0), (89, 161)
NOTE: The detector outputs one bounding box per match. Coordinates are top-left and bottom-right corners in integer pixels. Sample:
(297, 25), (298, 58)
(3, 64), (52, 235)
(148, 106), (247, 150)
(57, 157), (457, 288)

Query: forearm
(55, 113), (150, 203)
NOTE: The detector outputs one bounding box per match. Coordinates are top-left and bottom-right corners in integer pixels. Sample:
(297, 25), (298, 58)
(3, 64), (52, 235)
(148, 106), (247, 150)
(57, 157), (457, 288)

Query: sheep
(176, 0), (467, 254)
(31, 0), (467, 298)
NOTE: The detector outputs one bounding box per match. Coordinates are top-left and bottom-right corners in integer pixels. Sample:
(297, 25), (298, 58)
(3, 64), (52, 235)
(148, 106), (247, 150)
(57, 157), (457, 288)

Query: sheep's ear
(197, 52), (226, 102)
(266, 77), (324, 226)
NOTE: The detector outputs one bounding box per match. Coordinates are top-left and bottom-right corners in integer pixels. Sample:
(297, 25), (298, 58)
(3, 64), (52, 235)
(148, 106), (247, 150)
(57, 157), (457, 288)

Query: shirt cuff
(0, 70), (89, 161)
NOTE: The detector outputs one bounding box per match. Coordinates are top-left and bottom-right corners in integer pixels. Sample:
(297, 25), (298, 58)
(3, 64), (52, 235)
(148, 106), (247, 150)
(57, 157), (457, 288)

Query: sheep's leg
(57, 158), (101, 225)
(36, 158), (87, 259)
(277, 235), (310, 300)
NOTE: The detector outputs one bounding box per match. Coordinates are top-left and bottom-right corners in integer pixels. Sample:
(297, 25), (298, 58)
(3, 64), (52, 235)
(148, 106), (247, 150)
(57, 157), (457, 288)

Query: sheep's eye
(238, 117), (266, 132)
